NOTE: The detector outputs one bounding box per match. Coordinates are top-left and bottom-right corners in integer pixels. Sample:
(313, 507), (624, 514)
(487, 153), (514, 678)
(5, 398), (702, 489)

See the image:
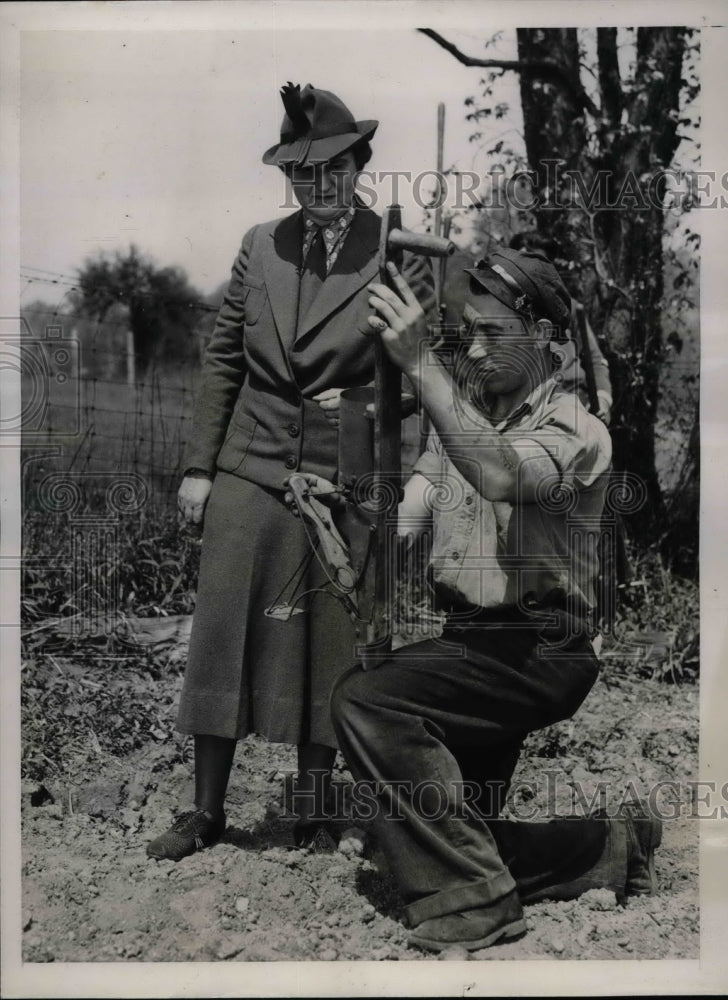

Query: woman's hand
(284, 473), (342, 517)
(177, 475), (212, 531)
(367, 261), (430, 378)
(312, 388), (344, 427)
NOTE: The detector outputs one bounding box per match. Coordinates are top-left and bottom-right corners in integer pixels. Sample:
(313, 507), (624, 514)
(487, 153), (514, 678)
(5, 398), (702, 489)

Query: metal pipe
(386, 228), (455, 257)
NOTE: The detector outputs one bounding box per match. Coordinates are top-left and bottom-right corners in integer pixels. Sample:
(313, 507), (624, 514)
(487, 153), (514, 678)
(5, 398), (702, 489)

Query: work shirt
(302, 204), (356, 274)
(412, 377), (612, 616)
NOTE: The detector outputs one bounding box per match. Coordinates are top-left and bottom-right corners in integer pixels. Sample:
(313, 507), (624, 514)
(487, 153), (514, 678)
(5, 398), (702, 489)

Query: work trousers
(331, 615), (628, 928)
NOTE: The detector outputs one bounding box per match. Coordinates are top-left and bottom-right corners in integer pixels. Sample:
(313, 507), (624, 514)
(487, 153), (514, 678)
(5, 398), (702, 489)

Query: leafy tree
(72, 245), (210, 373)
(421, 27), (699, 571)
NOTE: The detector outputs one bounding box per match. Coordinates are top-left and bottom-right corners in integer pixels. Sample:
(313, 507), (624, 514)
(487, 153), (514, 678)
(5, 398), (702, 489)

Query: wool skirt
(176, 471), (357, 747)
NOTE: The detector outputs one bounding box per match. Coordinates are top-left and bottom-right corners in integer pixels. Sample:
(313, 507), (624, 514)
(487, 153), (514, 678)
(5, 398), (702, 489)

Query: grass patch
(23, 505), (200, 629)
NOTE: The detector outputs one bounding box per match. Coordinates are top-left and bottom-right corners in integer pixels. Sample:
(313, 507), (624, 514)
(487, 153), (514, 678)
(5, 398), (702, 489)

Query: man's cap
(464, 247), (572, 331)
(262, 83), (378, 168)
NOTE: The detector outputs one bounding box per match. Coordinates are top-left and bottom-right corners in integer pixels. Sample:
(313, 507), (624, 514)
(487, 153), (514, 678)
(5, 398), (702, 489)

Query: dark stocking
(194, 734), (236, 820)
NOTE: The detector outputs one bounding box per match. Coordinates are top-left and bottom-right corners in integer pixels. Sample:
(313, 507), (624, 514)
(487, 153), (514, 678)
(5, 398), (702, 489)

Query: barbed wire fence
(19, 268), (219, 510)
(17, 268), (221, 637)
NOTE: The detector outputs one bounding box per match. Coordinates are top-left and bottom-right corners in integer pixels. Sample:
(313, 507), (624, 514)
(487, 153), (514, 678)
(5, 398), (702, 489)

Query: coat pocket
(243, 276), (268, 326)
(231, 408), (258, 432)
(218, 409), (258, 473)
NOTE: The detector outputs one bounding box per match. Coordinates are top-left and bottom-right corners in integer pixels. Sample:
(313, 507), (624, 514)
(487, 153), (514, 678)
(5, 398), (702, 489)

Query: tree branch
(418, 28), (600, 118)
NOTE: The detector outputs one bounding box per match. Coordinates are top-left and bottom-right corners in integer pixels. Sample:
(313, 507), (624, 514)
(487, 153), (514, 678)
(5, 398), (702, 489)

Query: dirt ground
(21, 643), (699, 964)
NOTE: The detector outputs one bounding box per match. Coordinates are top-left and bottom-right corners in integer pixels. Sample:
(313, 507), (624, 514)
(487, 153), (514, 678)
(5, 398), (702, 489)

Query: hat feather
(280, 81), (311, 136)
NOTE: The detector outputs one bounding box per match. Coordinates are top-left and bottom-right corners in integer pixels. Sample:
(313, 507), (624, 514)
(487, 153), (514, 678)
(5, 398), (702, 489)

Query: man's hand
(596, 390), (612, 426)
(367, 262), (429, 378)
(178, 475), (213, 530)
(312, 388), (344, 426)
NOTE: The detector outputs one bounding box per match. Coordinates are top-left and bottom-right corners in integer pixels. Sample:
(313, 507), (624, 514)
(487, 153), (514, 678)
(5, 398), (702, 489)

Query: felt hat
(262, 82), (378, 167)
(465, 247), (572, 331)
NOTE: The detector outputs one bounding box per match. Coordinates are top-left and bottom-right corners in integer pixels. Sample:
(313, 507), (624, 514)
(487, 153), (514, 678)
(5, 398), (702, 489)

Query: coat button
(288, 422), (300, 438)
(285, 455), (298, 470)
(465, 495), (473, 505)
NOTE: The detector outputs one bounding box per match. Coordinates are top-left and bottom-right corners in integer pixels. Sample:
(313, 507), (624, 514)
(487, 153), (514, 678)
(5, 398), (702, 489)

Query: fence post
(125, 328), (136, 388)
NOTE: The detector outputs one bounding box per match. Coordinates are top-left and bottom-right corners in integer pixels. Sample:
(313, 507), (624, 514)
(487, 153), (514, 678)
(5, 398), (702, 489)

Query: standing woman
(147, 84), (433, 859)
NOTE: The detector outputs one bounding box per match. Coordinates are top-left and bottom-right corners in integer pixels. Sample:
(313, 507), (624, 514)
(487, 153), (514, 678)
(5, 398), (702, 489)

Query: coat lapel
(294, 207), (381, 343)
(264, 211), (303, 350)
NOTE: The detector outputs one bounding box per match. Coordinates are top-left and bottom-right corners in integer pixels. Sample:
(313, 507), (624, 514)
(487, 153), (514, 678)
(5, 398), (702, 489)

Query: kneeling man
(330, 248), (661, 953)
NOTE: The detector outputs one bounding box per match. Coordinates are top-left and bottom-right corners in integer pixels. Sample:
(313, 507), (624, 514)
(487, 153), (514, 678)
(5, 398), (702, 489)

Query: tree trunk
(516, 28), (589, 258)
(591, 28), (688, 543)
(515, 26), (688, 547)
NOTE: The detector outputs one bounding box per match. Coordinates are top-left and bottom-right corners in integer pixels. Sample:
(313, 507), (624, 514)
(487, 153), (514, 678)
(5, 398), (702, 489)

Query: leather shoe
(146, 808), (225, 861)
(624, 805), (662, 896)
(590, 797), (662, 898)
(408, 890), (527, 953)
